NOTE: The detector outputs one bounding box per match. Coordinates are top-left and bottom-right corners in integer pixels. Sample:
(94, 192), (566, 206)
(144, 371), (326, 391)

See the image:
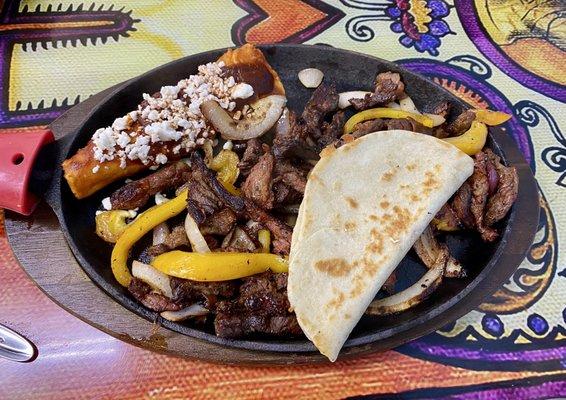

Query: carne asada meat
(350, 71), (406, 110)
(199, 208), (237, 236)
(470, 152), (498, 242)
(484, 149), (519, 226)
(214, 272), (302, 338)
(163, 225), (190, 249)
(447, 110), (475, 135)
(386, 117), (431, 134)
(128, 278), (182, 312)
(241, 150), (276, 209)
(170, 277), (237, 310)
(221, 227), (258, 252)
(110, 161), (190, 210)
(186, 152), (244, 224)
(301, 84), (339, 139)
(273, 159), (308, 196)
(451, 181), (475, 229)
(244, 198), (293, 255)
(434, 204), (461, 231)
(238, 139), (264, 176)
(352, 119), (387, 138)
(317, 110), (347, 150)
(431, 101), (451, 118)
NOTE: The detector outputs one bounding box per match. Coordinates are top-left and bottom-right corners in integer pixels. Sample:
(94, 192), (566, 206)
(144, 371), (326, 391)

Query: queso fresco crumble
(91, 61), (252, 173)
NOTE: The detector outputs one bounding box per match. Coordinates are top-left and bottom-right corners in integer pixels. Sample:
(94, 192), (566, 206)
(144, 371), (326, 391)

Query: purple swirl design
(455, 0), (566, 102)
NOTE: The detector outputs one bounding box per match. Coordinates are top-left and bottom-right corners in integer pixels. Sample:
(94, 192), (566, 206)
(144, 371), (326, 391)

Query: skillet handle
(0, 129), (54, 215)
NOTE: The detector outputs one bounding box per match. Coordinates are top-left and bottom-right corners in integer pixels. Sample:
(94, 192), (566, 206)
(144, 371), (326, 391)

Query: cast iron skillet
(0, 44), (539, 359)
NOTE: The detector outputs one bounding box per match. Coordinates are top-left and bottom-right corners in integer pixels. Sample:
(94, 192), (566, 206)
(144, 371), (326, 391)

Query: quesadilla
(287, 130), (474, 361)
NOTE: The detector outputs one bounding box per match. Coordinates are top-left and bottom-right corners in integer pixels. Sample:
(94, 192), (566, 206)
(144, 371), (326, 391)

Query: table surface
(1, 1), (565, 399)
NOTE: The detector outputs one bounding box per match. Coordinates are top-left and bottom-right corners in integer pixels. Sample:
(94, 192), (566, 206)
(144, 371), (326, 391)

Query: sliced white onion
(385, 101), (401, 109)
(184, 213), (210, 253)
(423, 113), (446, 127)
(132, 260), (173, 298)
(413, 225), (466, 278)
(161, 304), (209, 322)
(298, 68), (324, 88)
(446, 256), (467, 278)
(366, 252), (446, 316)
(152, 222), (170, 245)
(338, 91), (372, 109)
(201, 95), (286, 141)
(399, 96), (421, 114)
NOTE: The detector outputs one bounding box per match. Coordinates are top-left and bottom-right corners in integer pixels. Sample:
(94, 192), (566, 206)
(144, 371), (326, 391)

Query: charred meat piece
(382, 271), (397, 294)
(451, 182), (475, 229)
(301, 84), (339, 138)
(350, 72), (406, 110)
(199, 208), (237, 236)
(214, 272), (302, 338)
(138, 243), (170, 264)
(272, 110), (303, 158)
(241, 151), (276, 209)
(386, 117), (431, 134)
(244, 199), (293, 255)
(128, 278), (182, 312)
(187, 152), (244, 224)
(431, 101), (451, 118)
(470, 152), (498, 242)
(434, 204), (461, 231)
(163, 225), (190, 249)
(317, 110), (346, 150)
(170, 277), (237, 310)
(273, 159), (308, 196)
(238, 139), (264, 176)
(110, 161), (190, 210)
(352, 119), (386, 138)
(221, 227), (258, 252)
(484, 149), (519, 226)
(447, 110), (475, 136)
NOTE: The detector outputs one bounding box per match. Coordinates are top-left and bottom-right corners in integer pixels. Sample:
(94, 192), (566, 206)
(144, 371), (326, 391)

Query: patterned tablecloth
(0, 1), (564, 399)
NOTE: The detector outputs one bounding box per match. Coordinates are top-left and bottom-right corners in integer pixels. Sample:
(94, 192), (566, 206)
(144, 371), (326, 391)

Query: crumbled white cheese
(125, 178), (133, 183)
(155, 153), (168, 164)
(95, 210), (104, 216)
(231, 83), (254, 99)
(92, 165), (100, 174)
(102, 197), (112, 210)
(155, 192), (168, 205)
(127, 209), (138, 218)
(90, 61), (238, 169)
(223, 140), (233, 151)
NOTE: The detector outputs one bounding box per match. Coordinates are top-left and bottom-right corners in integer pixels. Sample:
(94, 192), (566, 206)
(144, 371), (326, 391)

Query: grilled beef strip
(186, 152), (244, 225)
(447, 110), (475, 135)
(434, 204), (461, 231)
(110, 161), (191, 210)
(238, 139), (264, 176)
(199, 208), (238, 236)
(128, 278), (183, 312)
(431, 101), (451, 118)
(214, 272), (302, 338)
(470, 152), (498, 242)
(484, 149), (519, 226)
(386, 117), (431, 134)
(317, 110), (346, 150)
(301, 84), (339, 139)
(451, 181), (475, 229)
(349, 71), (406, 110)
(244, 198), (293, 255)
(241, 150), (276, 210)
(170, 277), (237, 310)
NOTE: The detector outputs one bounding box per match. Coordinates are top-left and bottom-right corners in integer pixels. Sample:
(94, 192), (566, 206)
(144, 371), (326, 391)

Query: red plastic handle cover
(0, 129), (54, 215)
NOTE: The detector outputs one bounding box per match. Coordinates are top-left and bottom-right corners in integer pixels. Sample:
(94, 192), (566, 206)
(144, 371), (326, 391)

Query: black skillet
(0, 44), (539, 362)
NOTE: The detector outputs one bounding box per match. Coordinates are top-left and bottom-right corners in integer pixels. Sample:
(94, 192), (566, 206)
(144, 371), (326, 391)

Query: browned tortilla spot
(345, 197), (359, 209)
(366, 230), (384, 255)
(314, 258), (356, 277)
(406, 163), (417, 171)
(327, 291), (345, 310)
(400, 184), (410, 190)
(423, 171), (440, 189)
(409, 193), (420, 202)
(380, 200), (390, 209)
(381, 170), (395, 182)
(368, 214), (379, 221)
(383, 206), (413, 238)
(435, 164), (441, 172)
(344, 221), (357, 230)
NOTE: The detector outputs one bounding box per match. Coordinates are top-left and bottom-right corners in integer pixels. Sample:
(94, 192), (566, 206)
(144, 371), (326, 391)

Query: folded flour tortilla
(287, 130), (474, 361)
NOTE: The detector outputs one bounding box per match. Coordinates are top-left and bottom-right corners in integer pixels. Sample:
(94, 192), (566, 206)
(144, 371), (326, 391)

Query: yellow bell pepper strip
(474, 109), (511, 126)
(258, 229), (271, 253)
(344, 108), (434, 134)
(443, 120), (488, 155)
(111, 190), (188, 287)
(151, 250), (288, 281)
(95, 210), (135, 243)
(432, 218), (460, 232)
(209, 150), (241, 195)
